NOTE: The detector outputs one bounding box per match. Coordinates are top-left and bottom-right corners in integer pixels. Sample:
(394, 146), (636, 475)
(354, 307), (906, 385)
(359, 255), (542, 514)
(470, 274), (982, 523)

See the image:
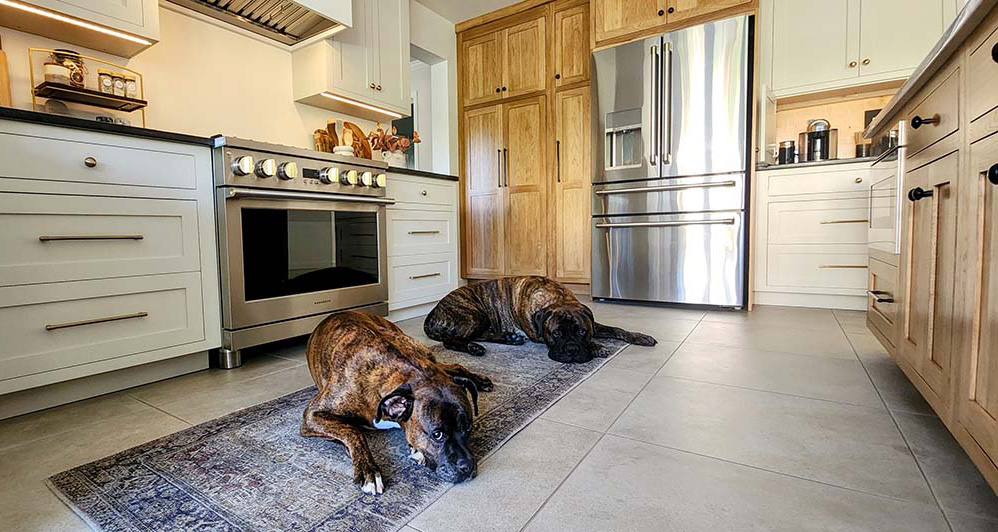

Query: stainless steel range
(211, 137), (393, 368)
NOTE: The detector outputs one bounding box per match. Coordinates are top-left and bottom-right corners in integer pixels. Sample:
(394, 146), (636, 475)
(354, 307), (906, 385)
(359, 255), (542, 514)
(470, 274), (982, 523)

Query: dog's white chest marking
(372, 419), (400, 430)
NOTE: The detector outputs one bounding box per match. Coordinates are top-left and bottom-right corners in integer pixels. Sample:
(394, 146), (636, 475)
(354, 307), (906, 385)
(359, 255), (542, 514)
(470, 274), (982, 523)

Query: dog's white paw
(409, 446), (426, 465)
(361, 472), (385, 495)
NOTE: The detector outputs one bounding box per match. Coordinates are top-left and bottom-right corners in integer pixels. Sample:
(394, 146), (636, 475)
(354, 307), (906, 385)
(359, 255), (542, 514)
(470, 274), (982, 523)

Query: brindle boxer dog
(423, 276), (657, 363)
(301, 311), (493, 495)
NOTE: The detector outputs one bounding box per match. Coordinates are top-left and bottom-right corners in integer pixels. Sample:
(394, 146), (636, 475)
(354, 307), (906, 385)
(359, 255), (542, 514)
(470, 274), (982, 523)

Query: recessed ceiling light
(0, 0), (153, 46)
(320, 92), (403, 119)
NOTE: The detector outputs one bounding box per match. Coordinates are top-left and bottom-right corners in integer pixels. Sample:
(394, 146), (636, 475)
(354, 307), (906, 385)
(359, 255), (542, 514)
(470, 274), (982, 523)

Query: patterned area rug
(48, 339), (625, 532)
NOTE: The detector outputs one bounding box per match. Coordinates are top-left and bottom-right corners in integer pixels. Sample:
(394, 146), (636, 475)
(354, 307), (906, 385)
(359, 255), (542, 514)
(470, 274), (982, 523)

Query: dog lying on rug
(423, 276), (658, 363)
(301, 311), (493, 495)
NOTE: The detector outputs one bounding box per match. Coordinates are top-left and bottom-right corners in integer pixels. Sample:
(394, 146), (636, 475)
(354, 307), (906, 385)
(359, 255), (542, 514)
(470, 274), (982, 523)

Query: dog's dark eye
(551, 329), (561, 338)
(432, 430), (445, 441)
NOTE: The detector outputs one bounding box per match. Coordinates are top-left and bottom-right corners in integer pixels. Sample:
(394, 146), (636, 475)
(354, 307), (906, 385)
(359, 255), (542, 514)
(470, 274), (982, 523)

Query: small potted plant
(368, 123), (420, 166)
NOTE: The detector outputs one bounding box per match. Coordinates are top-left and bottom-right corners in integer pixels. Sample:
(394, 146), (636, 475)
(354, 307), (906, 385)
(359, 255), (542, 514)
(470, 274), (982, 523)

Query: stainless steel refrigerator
(591, 15), (752, 307)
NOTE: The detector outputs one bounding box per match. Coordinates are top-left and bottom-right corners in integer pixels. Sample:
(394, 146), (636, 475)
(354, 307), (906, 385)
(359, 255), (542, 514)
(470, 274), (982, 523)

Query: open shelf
(33, 82), (148, 112)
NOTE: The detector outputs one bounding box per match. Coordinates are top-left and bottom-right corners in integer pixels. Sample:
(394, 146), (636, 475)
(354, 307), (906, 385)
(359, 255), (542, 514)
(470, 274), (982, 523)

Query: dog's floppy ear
(452, 376), (479, 416)
(531, 307), (552, 337)
(376, 383), (415, 423)
(581, 304), (595, 323)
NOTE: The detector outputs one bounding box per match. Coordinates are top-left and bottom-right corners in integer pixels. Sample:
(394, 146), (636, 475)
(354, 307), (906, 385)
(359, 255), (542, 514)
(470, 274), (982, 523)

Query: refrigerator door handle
(595, 219), (737, 229)
(649, 44), (660, 166)
(662, 41), (674, 165)
(594, 180), (738, 195)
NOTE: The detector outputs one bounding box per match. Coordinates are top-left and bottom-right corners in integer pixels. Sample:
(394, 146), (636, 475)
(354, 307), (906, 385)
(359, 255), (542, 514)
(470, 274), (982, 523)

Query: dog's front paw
(466, 342), (487, 357)
(353, 459), (384, 495)
(591, 343), (615, 358)
(408, 445), (426, 466)
(505, 332), (527, 345)
(629, 333), (657, 347)
(472, 373), (494, 392)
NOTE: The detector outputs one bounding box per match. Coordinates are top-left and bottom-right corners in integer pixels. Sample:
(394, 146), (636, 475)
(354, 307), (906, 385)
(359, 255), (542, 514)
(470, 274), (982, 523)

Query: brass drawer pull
(819, 264), (868, 269)
(409, 272), (442, 280)
(39, 234), (144, 242)
(84, 157), (98, 168)
(407, 230), (441, 235)
(820, 219), (870, 225)
(46, 311), (149, 331)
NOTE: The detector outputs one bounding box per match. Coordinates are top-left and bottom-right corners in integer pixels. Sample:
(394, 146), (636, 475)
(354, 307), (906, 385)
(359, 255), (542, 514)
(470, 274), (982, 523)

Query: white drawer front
(388, 210), (457, 257)
(0, 273), (205, 381)
(387, 175), (457, 209)
(768, 199), (870, 244)
(766, 166), (871, 197)
(389, 253), (458, 306)
(0, 129), (197, 190)
(767, 245), (868, 291)
(0, 193), (200, 287)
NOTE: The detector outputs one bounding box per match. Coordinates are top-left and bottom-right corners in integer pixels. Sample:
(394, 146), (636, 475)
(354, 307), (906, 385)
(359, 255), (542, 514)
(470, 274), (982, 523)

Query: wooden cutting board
(0, 35), (11, 108)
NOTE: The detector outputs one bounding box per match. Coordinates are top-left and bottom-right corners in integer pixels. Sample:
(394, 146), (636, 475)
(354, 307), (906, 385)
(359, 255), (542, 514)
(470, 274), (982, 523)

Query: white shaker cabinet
(293, 0), (411, 120)
(0, 0), (159, 57)
(766, 0), (954, 98)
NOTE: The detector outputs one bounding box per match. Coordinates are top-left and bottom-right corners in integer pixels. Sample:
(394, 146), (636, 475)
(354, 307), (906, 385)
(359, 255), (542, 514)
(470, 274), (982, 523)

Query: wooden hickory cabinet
(867, 6), (998, 495)
(592, 0), (754, 47)
(460, 0), (592, 283)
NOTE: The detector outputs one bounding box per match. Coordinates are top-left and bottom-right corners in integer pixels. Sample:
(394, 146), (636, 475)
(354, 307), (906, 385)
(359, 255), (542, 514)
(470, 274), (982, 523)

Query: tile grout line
(654, 373), (890, 411)
(834, 312), (955, 532)
(516, 306), (707, 532)
(126, 394), (195, 426)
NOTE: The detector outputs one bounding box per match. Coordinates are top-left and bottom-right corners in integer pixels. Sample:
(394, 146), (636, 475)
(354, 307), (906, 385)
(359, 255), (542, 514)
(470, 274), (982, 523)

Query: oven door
(219, 188), (390, 330)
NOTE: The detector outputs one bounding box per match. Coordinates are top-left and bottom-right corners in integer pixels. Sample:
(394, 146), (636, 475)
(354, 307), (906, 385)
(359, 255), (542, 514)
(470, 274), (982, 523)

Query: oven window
(241, 208), (379, 301)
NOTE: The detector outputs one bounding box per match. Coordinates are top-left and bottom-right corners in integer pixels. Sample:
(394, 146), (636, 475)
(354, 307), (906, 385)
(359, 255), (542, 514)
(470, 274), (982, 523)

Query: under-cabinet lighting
(0, 0), (153, 46)
(321, 92), (404, 119)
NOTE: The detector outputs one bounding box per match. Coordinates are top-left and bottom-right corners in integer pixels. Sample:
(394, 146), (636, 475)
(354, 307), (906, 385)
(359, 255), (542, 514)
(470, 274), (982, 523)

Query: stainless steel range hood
(166, 0), (352, 46)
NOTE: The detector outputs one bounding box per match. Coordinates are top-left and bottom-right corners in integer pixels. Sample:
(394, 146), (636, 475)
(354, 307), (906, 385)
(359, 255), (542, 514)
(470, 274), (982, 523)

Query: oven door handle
(225, 187), (396, 205)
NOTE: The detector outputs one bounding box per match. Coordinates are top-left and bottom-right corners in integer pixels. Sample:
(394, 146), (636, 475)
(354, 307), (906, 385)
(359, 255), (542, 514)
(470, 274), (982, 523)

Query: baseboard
(753, 291), (867, 310)
(0, 352), (208, 420)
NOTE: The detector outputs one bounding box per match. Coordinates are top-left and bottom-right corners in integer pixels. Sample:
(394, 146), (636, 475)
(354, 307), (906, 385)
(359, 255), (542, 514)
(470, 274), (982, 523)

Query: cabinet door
(463, 32), (504, 107)
(553, 3), (590, 88)
(331, 0), (376, 101)
(859, 0), (945, 77)
(503, 17), (548, 98)
(554, 87), (591, 282)
(771, 0), (858, 93)
(464, 106), (505, 277)
(898, 153), (958, 407)
(593, 0), (665, 44)
(960, 134), (998, 464)
(371, 0), (411, 111)
(504, 97), (548, 276)
(666, 0), (753, 23)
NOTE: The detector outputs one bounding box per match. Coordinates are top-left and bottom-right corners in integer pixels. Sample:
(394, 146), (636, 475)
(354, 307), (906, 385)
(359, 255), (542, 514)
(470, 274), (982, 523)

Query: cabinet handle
(868, 290), (895, 304)
(421, 189), (428, 196)
(495, 87), (501, 93)
(376, 84), (382, 91)
(501, 86), (507, 92)
(39, 234), (144, 241)
(987, 163), (998, 185)
(908, 187), (934, 201)
(862, 58), (870, 65)
(556, 140), (561, 183)
(503, 148), (509, 187)
(370, 83), (376, 89)
(555, 73), (561, 80)
(407, 230), (440, 235)
(410, 272), (442, 280)
(849, 61), (857, 68)
(991, 42), (997, 63)
(819, 264), (868, 269)
(820, 219), (869, 225)
(497, 149), (502, 188)
(46, 311), (148, 331)
(911, 115), (939, 129)
(84, 156), (98, 168)
(667, 6), (674, 13)
(855, 177), (863, 184)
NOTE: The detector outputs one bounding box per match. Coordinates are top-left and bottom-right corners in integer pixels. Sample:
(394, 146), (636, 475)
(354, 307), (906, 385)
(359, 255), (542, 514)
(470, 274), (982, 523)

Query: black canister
(778, 141), (796, 164)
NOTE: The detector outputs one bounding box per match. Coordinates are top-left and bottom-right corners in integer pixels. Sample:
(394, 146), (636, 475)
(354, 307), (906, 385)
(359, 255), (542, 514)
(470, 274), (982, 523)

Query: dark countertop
(388, 166), (459, 182)
(865, 0), (998, 137)
(757, 156), (877, 171)
(0, 107), (215, 146)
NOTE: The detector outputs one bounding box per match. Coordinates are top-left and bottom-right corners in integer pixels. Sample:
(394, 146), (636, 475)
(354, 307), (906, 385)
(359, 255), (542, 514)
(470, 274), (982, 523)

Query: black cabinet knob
(911, 115), (939, 129)
(988, 163), (998, 185)
(908, 187), (934, 202)
(555, 74), (561, 79)
(668, 7), (675, 13)
(501, 86), (507, 92)
(992, 42), (998, 64)
(495, 88), (501, 93)
(658, 9), (664, 15)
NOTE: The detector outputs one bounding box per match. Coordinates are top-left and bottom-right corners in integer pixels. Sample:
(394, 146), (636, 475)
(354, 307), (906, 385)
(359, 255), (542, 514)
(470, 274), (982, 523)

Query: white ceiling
(416, 0), (523, 24)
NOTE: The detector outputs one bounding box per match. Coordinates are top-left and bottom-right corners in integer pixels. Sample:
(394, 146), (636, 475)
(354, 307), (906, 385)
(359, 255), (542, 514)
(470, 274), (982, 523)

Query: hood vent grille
(167, 0), (340, 46)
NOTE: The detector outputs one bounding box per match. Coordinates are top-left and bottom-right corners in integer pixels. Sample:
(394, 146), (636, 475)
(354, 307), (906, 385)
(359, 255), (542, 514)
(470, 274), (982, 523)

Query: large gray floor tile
(849, 333), (937, 417)
(609, 377), (934, 503)
(523, 435), (949, 532)
(703, 305), (838, 331)
(948, 511), (998, 532)
(596, 315), (699, 343)
(409, 418), (599, 532)
(0, 391), (148, 451)
(0, 479), (90, 532)
(894, 412), (998, 520)
(660, 343), (883, 407)
(686, 320), (856, 359)
(602, 341), (680, 374)
(835, 309), (875, 335)
(542, 367), (652, 432)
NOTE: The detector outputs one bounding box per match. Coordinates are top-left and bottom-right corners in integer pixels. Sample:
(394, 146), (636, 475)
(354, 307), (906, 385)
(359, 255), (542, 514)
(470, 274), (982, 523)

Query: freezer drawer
(591, 212), (745, 306)
(592, 173), (745, 217)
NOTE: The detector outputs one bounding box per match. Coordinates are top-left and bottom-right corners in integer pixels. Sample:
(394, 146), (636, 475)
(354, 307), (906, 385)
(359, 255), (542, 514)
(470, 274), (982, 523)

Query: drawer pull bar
(819, 264), (868, 269)
(595, 180), (737, 196)
(39, 234), (144, 242)
(410, 272), (442, 280)
(46, 311), (149, 331)
(820, 219), (869, 225)
(910, 115), (939, 129)
(596, 218), (736, 229)
(869, 290), (895, 304)
(407, 230), (441, 235)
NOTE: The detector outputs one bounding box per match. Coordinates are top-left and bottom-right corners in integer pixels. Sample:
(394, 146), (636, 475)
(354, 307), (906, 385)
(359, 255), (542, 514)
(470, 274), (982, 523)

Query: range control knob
(360, 171), (374, 187)
(372, 173), (387, 188)
(342, 170), (359, 185)
(231, 155), (254, 176)
(255, 158), (277, 178)
(277, 162), (298, 180)
(319, 166), (338, 184)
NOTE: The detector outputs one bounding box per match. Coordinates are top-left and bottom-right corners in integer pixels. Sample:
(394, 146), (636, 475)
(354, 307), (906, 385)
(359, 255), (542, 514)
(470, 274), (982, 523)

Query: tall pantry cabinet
(460, 0), (593, 284)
